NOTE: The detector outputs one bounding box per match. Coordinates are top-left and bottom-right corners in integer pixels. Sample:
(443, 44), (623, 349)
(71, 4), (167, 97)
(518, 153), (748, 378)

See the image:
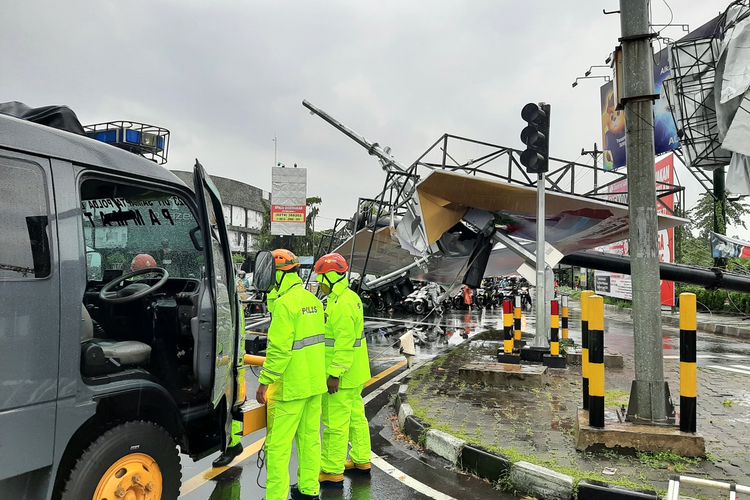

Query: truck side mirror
(253, 251), (275, 292)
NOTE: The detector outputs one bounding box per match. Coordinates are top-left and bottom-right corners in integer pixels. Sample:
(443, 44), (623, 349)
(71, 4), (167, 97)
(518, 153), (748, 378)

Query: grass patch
(605, 389), (630, 408)
(411, 408), (659, 494)
(722, 399), (733, 408)
(636, 451), (700, 473)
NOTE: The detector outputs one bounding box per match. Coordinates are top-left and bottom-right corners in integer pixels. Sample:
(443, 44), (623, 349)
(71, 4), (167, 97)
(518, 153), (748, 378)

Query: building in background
(171, 171), (268, 257)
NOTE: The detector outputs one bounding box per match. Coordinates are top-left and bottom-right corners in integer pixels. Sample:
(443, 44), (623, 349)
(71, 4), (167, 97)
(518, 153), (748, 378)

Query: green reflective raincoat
(324, 275), (371, 387)
(258, 272), (327, 401)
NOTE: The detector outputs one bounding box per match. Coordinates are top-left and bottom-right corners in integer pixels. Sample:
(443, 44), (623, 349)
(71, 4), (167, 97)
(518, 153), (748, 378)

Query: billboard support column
(713, 167), (727, 268)
(619, 0), (672, 424)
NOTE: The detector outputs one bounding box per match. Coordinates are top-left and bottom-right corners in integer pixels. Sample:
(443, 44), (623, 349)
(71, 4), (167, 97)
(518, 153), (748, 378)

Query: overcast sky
(2, 1), (733, 232)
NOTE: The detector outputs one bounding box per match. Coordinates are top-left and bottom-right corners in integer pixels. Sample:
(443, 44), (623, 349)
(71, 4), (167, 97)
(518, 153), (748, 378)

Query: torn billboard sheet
(711, 231), (750, 259)
(336, 170), (686, 286)
(271, 167), (307, 236)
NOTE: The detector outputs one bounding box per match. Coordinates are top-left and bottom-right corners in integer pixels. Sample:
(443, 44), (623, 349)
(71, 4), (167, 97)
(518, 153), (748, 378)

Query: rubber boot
(344, 459), (371, 473)
(211, 443), (243, 468)
(290, 484), (321, 499)
(318, 471), (344, 486)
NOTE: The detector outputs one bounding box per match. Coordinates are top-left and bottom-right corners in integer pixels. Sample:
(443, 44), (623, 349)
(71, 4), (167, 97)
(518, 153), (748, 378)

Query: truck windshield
(81, 179), (202, 280)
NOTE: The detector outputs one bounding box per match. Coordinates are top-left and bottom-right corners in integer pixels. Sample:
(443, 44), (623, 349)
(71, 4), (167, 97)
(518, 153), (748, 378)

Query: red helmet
(314, 253), (349, 275)
(131, 253), (157, 271)
(272, 249), (300, 271)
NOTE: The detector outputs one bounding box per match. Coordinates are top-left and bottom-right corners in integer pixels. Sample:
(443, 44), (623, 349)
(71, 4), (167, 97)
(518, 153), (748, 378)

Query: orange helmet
(272, 249), (300, 271)
(131, 253), (157, 271)
(314, 253), (349, 275)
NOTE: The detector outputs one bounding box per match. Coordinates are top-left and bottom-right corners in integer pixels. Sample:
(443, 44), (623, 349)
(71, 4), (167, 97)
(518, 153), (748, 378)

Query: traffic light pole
(532, 172), (549, 348)
(619, 0), (672, 423)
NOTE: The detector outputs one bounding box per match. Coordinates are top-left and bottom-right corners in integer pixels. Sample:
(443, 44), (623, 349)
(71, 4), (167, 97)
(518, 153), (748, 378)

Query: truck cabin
(79, 176), (229, 407)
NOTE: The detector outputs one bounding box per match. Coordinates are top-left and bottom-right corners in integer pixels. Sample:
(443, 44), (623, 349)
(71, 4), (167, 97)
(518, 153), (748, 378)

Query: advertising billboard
(271, 167), (307, 236)
(600, 48), (681, 170)
(594, 154), (676, 306)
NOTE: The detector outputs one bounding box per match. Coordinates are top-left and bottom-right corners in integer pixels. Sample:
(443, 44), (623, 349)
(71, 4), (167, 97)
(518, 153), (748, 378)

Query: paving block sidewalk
(405, 324), (750, 496)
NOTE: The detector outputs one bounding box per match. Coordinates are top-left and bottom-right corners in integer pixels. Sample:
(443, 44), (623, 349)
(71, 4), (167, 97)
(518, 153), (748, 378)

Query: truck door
(0, 152), (60, 480)
(192, 160), (239, 406)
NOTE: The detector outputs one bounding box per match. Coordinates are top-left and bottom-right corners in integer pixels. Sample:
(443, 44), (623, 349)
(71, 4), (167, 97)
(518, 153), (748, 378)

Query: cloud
(0, 0), (730, 234)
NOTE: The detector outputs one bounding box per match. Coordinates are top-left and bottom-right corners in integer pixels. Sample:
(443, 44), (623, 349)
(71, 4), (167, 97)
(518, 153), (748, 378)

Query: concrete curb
(577, 481), (658, 499)
(425, 429), (465, 465)
(394, 357), (660, 499)
(510, 461), (574, 500)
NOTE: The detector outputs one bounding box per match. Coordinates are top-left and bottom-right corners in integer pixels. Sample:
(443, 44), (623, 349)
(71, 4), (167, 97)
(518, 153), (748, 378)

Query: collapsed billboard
(594, 154), (676, 306)
(600, 48), (681, 170)
(271, 167), (307, 236)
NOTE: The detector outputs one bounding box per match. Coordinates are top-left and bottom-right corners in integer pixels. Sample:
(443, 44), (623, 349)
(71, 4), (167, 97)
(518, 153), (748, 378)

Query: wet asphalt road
(179, 308), (510, 500)
(178, 303), (750, 499)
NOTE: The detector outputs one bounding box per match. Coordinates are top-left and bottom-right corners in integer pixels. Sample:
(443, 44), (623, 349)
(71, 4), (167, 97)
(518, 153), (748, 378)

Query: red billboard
(594, 154), (676, 306)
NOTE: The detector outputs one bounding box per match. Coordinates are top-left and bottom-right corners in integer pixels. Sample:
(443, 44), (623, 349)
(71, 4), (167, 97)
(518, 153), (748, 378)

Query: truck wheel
(60, 421), (181, 500)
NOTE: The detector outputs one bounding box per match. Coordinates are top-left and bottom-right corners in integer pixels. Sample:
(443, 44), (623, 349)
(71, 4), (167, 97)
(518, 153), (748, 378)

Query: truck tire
(60, 420), (181, 500)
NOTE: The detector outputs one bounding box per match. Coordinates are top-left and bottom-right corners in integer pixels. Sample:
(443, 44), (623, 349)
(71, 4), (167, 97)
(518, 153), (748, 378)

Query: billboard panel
(600, 48), (681, 170)
(271, 167), (307, 236)
(594, 155), (676, 306)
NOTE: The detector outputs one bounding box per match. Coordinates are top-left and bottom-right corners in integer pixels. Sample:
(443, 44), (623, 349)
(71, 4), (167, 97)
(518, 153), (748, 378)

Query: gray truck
(0, 110), (245, 499)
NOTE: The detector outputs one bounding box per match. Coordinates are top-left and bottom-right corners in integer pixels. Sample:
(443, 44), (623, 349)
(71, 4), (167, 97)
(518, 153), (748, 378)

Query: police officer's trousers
(321, 385), (371, 474)
(265, 394), (322, 500)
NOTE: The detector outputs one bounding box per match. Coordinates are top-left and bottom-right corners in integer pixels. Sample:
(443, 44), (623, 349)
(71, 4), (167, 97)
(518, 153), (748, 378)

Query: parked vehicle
(0, 109), (246, 499)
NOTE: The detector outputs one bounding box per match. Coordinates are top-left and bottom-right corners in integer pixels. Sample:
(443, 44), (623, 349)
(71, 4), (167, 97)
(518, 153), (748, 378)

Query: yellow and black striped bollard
(514, 295), (523, 350)
(561, 295), (572, 345)
(680, 292), (697, 433)
(498, 298), (520, 364)
(543, 299), (567, 367)
(588, 294), (605, 428)
(580, 290), (594, 410)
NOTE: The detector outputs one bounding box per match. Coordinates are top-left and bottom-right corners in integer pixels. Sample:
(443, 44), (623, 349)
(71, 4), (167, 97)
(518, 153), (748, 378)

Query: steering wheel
(99, 267), (169, 304)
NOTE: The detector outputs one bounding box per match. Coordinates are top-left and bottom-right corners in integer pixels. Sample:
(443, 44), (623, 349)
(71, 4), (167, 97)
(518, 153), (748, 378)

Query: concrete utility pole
(581, 143), (602, 192)
(619, 0), (671, 423)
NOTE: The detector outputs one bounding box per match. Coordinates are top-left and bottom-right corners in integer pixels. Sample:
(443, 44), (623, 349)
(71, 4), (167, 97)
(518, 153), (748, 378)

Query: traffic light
(520, 102), (551, 174)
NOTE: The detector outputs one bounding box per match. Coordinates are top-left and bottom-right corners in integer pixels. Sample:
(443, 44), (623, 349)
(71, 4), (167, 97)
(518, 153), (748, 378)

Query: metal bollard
(550, 299), (560, 356)
(680, 292), (697, 433)
(543, 299), (567, 367)
(580, 290), (594, 410)
(503, 298), (514, 354)
(498, 298), (520, 364)
(561, 295), (571, 344)
(588, 294), (605, 428)
(514, 295), (523, 349)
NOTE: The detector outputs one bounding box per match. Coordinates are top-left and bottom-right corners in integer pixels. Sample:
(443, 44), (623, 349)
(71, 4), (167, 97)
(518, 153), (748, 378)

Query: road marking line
(364, 358), (431, 405)
(180, 358), (409, 495)
(663, 354), (735, 360)
(707, 365), (750, 376)
(371, 453), (457, 500)
(365, 359), (408, 389)
(180, 437), (265, 496)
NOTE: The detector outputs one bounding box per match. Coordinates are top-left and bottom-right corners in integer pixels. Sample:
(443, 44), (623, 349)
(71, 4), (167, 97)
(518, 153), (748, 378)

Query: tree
(689, 192), (750, 239)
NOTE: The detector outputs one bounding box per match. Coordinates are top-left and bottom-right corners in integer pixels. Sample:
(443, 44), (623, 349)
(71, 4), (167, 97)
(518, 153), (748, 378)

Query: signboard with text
(271, 167), (307, 236)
